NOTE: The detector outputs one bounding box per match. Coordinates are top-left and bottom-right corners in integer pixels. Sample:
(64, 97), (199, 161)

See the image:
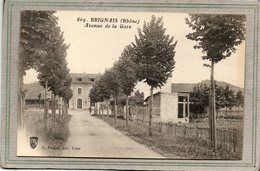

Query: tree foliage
(223, 85), (236, 110)
(190, 82), (243, 115)
(34, 11), (72, 101)
(190, 82), (210, 114)
(20, 10), (73, 101)
(20, 11), (58, 75)
(133, 15), (177, 88)
(91, 77), (111, 103)
(185, 14), (246, 63)
(115, 45), (137, 96)
(102, 68), (121, 98)
(117, 90), (145, 106)
(129, 90), (144, 105)
(235, 90), (244, 108)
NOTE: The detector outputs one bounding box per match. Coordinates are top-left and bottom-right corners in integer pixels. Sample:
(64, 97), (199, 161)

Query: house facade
(145, 91), (190, 123)
(69, 73), (99, 110)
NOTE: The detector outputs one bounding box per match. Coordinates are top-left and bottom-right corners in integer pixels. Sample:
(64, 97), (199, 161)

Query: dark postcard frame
(1, 0), (259, 170)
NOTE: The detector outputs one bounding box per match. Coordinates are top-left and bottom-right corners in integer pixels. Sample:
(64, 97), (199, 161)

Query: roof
(24, 73), (100, 100)
(144, 91), (187, 102)
(171, 83), (195, 93)
(70, 73), (100, 84)
(144, 91), (161, 102)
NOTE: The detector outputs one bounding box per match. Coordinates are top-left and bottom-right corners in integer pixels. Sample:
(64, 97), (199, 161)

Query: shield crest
(30, 136), (38, 149)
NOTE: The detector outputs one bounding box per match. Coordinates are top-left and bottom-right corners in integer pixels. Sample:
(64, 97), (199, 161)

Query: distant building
(69, 73), (99, 110)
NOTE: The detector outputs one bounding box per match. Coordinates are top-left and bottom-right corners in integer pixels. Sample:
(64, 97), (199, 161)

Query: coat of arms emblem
(30, 137), (38, 149)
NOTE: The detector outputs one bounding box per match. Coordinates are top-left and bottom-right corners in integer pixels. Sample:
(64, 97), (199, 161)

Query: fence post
(135, 106), (137, 121)
(143, 108), (145, 122)
(221, 129), (224, 148)
(196, 125), (199, 138)
(175, 125), (177, 136)
(233, 130), (237, 153)
(223, 130), (225, 149)
(170, 123), (173, 134)
(184, 125), (186, 138)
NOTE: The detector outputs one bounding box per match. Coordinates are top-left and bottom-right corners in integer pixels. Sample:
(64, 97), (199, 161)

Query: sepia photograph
(2, 0), (260, 169)
(17, 10), (246, 160)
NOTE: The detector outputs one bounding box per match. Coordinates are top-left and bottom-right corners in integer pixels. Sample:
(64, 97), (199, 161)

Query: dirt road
(57, 110), (164, 158)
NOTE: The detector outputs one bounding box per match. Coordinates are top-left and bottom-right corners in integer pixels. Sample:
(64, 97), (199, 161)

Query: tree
(190, 83), (210, 117)
(90, 77), (110, 115)
(133, 15), (177, 135)
(37, 21), (71, 123)
(19, 11), (61, 130)
(215, 85), (225, 117)
(129, 90), (145, 105)
(20, 11), (58, 75)
(101, 68), (121, 123)
(223, 85), (236, 116)
(89, 86), (99, 107)
(235, 90), (244, 109)
(114, 45), (137, 126)
(186, 14), (246, 151)
(59, 75), (73, 117)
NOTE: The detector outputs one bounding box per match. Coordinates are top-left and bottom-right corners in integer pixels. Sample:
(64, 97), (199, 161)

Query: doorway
(77, 98), (83, 109)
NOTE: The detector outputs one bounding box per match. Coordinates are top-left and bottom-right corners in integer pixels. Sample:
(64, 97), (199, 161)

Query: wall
(69, 83), (93, 110)
(160, 92), (178, 122)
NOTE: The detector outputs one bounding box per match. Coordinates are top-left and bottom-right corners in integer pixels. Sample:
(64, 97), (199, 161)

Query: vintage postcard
(1, 0), (260, 170)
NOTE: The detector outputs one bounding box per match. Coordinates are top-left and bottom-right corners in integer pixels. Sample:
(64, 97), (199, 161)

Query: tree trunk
(107, 105), (109, 117)
(64, 100), (69, 118)
(101, 102), (104, 117)
(52, 94), (56, 123)
(114, 99), (117, 124)
(94, 103), (97, 115)
(65, 100), (69, 117)
(226, 106), (228, 117)
(61, 99), (65, 120)
(98, 103), (101, 115)
(58, 97), (61, 122)
(209, 60), (217, 152)
(44, 80), (48, 127)
(19, 76), (25, 132)
(126, 95), (129, 127)
(149, 87), (153, 136)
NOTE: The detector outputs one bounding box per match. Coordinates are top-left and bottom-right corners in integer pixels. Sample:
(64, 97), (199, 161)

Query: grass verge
(29, 114), (71, 155)
(96, 115), (241, 160)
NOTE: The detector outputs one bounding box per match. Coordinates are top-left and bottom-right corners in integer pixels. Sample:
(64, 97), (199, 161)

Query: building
(139, 83), (193, 123)
(69, 73), (99, 110)
(145, 91), (190, 123)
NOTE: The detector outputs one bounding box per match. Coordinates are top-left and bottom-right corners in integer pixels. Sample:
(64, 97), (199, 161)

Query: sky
(24, 11), (245, 96)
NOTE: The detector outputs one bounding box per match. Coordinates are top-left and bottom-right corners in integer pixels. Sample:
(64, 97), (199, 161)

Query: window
(77, 78), (82, 81)
(178, 96), (188, 118)
(78, 88), (82, 94)
(90, 78), (95, 82)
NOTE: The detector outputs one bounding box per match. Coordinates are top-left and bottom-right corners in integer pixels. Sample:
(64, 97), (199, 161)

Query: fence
(131, 106), (160, 122)
(134, 119), (243, 155)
